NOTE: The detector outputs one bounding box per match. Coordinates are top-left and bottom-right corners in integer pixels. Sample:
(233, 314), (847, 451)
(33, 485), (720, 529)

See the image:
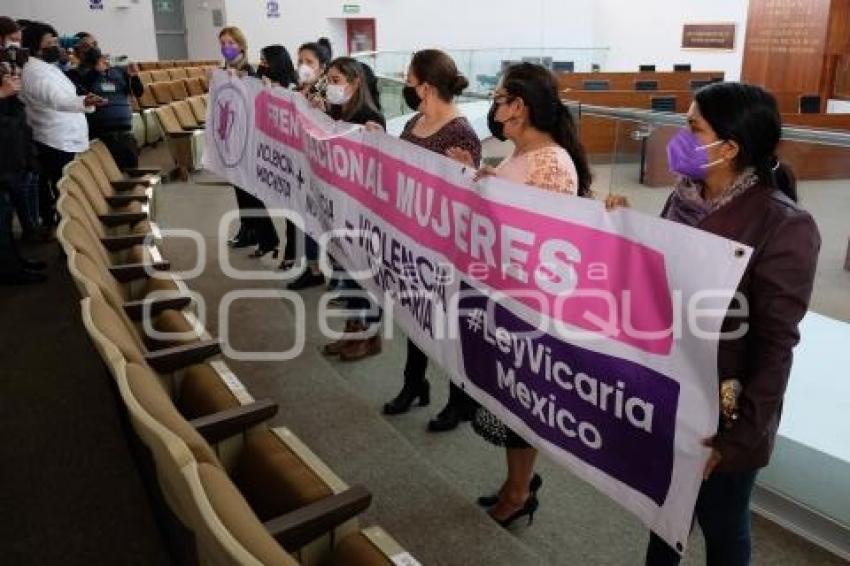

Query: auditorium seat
(552, 61), (574, 73)
(186, 96), (207, 125)
(137, 70), (153, 85)
(168, 79), (191, 101)
(77, 152), (152, 214)
(673, 64), (692, 72)
(150, 82), (174, 105)
(80, 318), (374, 564)
(187, 67), (206, 79)
(184, 77), (206, 97)
(155, 105), (202, 178)
(62, 162), (152, 232)
(89, 139), (162, 186)
(136, 84), (158, 108)
(639, 64), (656, 72)
(172, 100), (204, 131)
(169, 68), (189, 81)
(151, 69), (171, 82)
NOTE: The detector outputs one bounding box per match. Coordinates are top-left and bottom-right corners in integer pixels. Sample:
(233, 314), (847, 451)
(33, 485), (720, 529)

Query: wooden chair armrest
(264, 485), (372, 552)
(106, 194), (149, 207)
(167, 130), (194, 138)
(108, 260), (170, 283)
(189, 399), (278, 444)
(123, 167), (161, 176)
(124, 295), (192, 320)
(101, 233), (151, 251)
(145, 339), (221, 373)
(98, 211), (148, 227)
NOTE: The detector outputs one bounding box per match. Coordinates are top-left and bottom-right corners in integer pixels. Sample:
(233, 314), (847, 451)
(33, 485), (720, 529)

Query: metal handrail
(569, 103), (850, 148)
(376, 75), (850, 148)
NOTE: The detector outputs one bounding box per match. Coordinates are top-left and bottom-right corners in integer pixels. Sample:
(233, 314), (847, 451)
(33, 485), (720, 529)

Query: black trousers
(234, 187), (279, 251)
(35, 142), (75, 227)
(404, 339), (477, 412)
(98, 130), (139, 169)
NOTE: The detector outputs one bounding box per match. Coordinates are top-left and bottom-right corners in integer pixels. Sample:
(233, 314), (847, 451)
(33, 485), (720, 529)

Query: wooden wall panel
(557, 72), (724, 92)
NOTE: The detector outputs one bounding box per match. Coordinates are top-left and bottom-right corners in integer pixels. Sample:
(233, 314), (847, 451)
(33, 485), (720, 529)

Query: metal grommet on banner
(734, 248), (746, 258)
(675, 542), (684, 553)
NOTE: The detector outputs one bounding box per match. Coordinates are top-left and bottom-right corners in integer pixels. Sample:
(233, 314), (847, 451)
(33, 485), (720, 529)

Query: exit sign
(343, 4), (360, 14)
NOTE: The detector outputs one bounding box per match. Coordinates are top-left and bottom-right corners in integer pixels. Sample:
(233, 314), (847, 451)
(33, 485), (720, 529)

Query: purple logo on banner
(458, 281), (679, 505)
(266, 1), (281, 18)
(89, 0), (104, 9)
(212, 83), (249, 168)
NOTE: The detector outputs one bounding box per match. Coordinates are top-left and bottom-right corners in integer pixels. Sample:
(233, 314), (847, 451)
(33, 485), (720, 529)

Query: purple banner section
(458, 282), (679, 505)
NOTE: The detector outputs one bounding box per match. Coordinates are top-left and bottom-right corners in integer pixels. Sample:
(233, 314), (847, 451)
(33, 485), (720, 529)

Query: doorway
(152, 0), (188, 60)
(346, 19), (376, 54)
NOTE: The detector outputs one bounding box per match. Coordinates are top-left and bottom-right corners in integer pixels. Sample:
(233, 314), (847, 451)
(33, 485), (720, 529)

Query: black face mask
(40, 45), (62, 64)
(487, 103), (506, 141)
(402, 85), (422, 111)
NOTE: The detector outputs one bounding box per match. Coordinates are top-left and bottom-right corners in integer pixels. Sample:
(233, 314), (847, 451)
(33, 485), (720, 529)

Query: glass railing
(356, 47), (610, 96)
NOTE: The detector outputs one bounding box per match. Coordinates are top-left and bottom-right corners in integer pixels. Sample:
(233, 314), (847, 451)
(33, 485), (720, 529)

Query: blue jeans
(646, 470), (758, 566)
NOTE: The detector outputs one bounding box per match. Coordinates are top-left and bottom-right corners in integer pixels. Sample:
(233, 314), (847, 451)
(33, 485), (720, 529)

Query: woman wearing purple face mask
(217, 27), (280, 258)
(610, 83), (821, 566)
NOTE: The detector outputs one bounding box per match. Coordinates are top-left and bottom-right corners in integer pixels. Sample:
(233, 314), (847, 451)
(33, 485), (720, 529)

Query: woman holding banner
(319, 56), (387, 362)
(608, 82), (820, 565)
(286, 37), (334, 290)
(219, 27), (281, 258)
(453, 63), (593, 528)
(381, 49), (482, 433)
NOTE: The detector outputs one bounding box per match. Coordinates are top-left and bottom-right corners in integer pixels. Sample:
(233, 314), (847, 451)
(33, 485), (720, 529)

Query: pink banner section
(255, 91), (304, 151)
(258, 94), (674, 355)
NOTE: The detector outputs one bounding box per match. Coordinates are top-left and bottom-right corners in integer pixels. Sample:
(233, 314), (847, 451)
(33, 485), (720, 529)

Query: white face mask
(297, 63), (316, 84)
(325, 83), (350, 105)
(5, 41), (21, 49)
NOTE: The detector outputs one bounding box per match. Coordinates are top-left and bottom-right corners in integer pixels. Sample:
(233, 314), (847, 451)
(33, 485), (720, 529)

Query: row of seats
(138, 78), (209, 109)
(138, 59), (219, 70)
(138, 65), (216, 85)
(53, 142), (418, 565)
(153, 95), (209, 179)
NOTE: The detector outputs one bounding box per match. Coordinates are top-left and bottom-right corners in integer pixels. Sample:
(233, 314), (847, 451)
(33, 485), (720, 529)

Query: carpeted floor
(0, 240), (172, 565)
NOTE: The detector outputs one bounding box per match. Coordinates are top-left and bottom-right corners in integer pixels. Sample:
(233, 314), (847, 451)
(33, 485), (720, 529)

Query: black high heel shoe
(491, 495), (539, 528)
(477, 474), (543, 508)
(383, 381), (430, 415)
(250, 246), (279, 259)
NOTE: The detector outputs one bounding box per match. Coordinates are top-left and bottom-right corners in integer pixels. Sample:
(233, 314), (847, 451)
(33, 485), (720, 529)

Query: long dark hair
(328, 56), (380, 122)
(298, 37), (333, 68)
(260, 44), (297, 87)
(408, 49), (469, 102)
(358, 61), (382, 111)
(694, 82), (796, 202)
(502, 63), (592, 197)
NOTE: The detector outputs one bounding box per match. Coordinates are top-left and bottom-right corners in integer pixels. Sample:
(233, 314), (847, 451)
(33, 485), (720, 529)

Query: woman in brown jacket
(610, 82), (820, 565)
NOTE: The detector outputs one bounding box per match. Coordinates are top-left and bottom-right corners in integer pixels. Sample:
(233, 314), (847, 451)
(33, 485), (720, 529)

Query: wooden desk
(564, 91), (694, 155)
(558, 71), (724, 92)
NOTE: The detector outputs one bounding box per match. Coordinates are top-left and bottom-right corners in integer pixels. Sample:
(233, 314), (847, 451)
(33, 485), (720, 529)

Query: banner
(204, 71), (753, 551)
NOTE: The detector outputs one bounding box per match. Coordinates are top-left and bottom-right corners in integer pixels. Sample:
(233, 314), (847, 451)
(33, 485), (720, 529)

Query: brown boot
(339, 334), (382, 362)
(322, 320), (363, 356)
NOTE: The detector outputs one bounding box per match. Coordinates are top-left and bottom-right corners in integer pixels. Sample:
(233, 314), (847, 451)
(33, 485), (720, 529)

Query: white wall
(217, 0), (746, 77)
(593, 0), (749, 79)
(2, 0), (158, 61)
(184, 0), (226, 60)
(1, 0), (751, 77)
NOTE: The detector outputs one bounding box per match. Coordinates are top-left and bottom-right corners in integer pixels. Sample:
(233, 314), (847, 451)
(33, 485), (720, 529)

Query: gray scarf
(666, 169), (758, 227)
